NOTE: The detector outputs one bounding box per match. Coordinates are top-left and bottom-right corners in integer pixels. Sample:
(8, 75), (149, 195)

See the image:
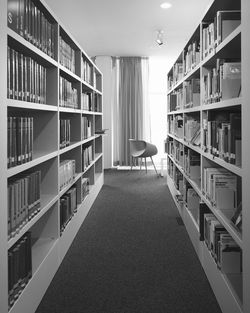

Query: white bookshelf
(166, 0), (249, 312)
(0, 1), (104, 312)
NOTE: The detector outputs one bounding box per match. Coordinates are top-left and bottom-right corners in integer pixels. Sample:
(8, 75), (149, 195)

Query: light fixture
(156, 30), (164, 46)
(160, 2), (172, 9)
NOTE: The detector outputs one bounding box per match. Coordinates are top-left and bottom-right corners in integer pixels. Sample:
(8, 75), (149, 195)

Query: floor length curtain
(112, 57), (150, 166)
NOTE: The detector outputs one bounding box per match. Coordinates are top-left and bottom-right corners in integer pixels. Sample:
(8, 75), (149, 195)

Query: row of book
(8, 116), (33, 169)
(60, 119), (71, 149)
(82, 92), (93, 111)
(184, 116), (200, 146)
(168, 78), (200, 112)
(182, 40), (200, 75)
(203, 212), (241, 274)
(7, 47), (47, 103)
(168, 114), (183, 139)
(169, 62), (183, 89)
(202, 10), (241, 60)
(8, 170), (41, 238)
(183, 149), (200, 185)
(59, 159), (76, 191)
(81, 57), (93, 85)
(59, 35), (76, 74)
(8, 0), (56, 59)
(81, 177), (89, 202)
(167, 138), (184, 167)
(82, 116), (92, 140)
(202, 60), (241, 104)
(203, 167), (237, 220)
(60, 186), (77, 234)
(184, 184), (200, 224)
(82, 145), (93, 171)
(59, 76), (78, 109)
(202, 112), (241, 166)
(8, 231), (32, 309)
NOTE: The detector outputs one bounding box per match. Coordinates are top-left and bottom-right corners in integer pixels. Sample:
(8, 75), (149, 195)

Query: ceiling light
(160, 2), (172, 9)
(156, 30), (164, 46)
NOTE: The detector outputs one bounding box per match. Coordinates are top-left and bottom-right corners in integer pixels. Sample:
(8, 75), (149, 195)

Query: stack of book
(7, 0), (56, 59)
(59, 35), (76, 73)
(8, 116), (33, 168)
(7, 47), (47, 103)
(59, 119), (70, 149)
(8, 232), (32, 309)
(8, 171), (41, 238)
(60, 186), (77, 234)
(59, 76), (78, 108)
(59, 160), (75, 191)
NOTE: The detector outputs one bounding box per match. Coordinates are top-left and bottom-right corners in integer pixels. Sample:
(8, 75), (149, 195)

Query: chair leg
(150, 156), (159, 176)
(145, 158), (147, 173)
(140, 158), (142, 171)
(130, 156), (133, 171)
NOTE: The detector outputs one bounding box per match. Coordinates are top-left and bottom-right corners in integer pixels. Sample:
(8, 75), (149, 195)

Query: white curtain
(111, 57), (151, 166)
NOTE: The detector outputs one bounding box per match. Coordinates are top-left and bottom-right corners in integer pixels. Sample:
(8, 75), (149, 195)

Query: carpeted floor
(35, 169), (222, 313)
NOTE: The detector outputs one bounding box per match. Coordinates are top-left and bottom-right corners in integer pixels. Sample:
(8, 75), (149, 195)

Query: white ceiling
(45, 0), (212, 64)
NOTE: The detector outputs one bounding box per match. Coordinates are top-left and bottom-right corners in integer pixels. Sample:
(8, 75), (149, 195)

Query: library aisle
(35, 170), (222, 313)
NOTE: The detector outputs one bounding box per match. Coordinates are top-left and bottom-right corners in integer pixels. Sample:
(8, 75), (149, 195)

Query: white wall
(95, 56), (113, 169)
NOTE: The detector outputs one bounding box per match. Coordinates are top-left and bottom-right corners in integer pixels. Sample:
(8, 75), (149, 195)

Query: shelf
(7, 28), (58, 67)
(94, 153), (103, 162)
(59, 64), (81, 83)
(59, 107), (82, 114)
(202, 152), (242, 176)
(82, 135), (96, 144)
(59, 142), (82, 154)
(7, 151), (58, 178)
(202, 97), (242, 110)
(8, 194), (58, 249)
(7, 99), (58, 111)
(59, 173), (82, 198)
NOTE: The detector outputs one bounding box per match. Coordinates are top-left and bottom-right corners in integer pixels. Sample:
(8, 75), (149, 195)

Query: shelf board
(82, 136), (96, 144)
(216, 25), (241, 55)
(7, 99), (58, 111)
(59, 64), (81, 82)
(82, 110), (103, 116)
(168, 133), (184, 144)
(202, 242), (242, 313)
(94, 153), (103, 162)
(202, 152), (242, 176)
(8, 194), (58, 249)
(59, 141), (82, 154)
(201, 97), (242, 110)
(59, 107), (81, 114)
(7, 28), (58, 67)
(7, 151), (58, 178)
(183, 140), (202, 154)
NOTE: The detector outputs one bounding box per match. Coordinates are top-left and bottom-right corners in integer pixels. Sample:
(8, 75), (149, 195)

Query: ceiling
(45, 0), (212, 65)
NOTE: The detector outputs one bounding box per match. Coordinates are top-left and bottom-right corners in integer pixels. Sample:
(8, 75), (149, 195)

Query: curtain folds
(112, 57), (150, 166)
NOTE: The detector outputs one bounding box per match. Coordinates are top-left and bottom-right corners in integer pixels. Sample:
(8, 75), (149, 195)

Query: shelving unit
(166, 0), (250, 312)
(0, 1), (104, 313)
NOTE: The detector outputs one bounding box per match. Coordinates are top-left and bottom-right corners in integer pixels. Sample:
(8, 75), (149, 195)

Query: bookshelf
(166, 0), (250, 312)
(0, 1), (104, 313)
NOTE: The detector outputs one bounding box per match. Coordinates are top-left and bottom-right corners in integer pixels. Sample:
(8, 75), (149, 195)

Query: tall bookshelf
(0, 1), (104, 313)
(166, 0), (250, 312)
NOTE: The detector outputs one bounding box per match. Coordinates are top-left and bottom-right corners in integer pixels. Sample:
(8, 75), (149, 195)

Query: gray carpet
(35, 169), (222, 313)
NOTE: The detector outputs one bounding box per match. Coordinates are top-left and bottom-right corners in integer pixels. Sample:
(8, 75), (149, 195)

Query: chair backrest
(128, 139), (158, 158)
(128, 139), (146, 157)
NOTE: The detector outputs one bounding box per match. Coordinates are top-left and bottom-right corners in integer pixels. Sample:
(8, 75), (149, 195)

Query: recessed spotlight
(160, 2), (172, 9)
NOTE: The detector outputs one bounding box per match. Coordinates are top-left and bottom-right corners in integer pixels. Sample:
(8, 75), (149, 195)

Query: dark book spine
(8, 0), (19, 33)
